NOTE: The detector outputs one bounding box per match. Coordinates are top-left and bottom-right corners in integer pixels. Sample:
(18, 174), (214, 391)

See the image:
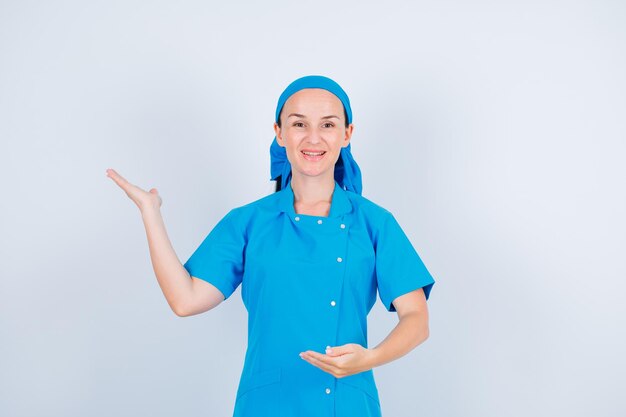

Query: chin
(295, 167), (330, 178)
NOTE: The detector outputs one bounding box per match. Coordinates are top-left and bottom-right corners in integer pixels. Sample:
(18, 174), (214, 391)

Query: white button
(295, 216), (300, 221)
(325, 388), (331, 394)
(330, 300), (336, 306)
(336, 257), (343, 263)
(317, 219), (323, 224)
(340, 223), (345, 229)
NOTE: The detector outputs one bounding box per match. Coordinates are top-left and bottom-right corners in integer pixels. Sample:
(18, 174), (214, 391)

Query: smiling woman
(107, 74), (435, 417)
(272, 87), (354, 200)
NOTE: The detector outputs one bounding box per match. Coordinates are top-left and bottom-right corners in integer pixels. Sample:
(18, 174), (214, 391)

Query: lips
(301, 150), (326, 161)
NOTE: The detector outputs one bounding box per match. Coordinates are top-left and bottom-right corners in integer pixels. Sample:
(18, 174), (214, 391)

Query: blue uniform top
(183, 180), (435, 417)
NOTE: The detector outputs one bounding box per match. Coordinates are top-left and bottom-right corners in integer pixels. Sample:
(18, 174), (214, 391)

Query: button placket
(327, 217), (347, 397)
(337, 224), (346, 268)
(292, 213), (348, 399)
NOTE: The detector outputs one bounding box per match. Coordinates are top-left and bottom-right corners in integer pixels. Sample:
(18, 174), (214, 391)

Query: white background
(1, 1), (624, 416)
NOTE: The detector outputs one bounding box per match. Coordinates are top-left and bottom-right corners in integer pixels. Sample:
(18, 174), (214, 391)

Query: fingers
(106, 168), (162, 210)
(106, 168), (143, 198)
(106, 168), (132, 190)
(300, 352), (341, 376)
(106, 168), (141, 204)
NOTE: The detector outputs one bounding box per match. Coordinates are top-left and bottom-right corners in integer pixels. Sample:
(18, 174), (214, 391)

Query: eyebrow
(287, 113), (340, 120)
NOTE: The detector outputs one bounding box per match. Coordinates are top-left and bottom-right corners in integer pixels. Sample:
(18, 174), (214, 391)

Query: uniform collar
(278, 180), (353, 218)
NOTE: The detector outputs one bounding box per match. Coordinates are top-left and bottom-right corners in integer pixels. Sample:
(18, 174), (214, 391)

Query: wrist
(368, 346), (382, 369)
(141, 205), (162, 219)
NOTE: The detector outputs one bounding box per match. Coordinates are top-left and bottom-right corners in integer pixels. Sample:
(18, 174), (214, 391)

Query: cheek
(284, 135), (305, 153)
(283, 141), (301, 163)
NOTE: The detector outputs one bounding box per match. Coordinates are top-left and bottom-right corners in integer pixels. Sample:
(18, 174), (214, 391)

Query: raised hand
(106, 168), (162, 212)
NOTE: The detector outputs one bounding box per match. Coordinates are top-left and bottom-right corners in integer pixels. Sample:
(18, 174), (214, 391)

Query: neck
(290, 172), (335, 206)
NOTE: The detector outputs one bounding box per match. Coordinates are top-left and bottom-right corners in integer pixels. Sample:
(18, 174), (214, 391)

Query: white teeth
(302, 151), (325, 156)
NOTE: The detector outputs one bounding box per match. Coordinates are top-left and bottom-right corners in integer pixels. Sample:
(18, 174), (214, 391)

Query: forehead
(282, 88), (343, 113)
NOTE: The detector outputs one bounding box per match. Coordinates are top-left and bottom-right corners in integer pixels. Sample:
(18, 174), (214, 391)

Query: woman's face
(274, 88), (353, 183)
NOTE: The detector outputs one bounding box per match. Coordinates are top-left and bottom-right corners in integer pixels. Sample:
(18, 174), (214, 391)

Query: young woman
(107, 75), (435, 417)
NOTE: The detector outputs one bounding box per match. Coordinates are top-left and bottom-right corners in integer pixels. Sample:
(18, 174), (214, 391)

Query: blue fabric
(270, 75), (363, 195)
(183, 181), (435, 416)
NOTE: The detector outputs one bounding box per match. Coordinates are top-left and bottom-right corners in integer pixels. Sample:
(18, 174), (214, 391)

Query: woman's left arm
(299, 287), (430, 376)
(368, 287), (430, 368)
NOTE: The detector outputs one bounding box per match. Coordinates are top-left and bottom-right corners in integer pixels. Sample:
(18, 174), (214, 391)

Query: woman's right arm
(107, 168), (224, 317)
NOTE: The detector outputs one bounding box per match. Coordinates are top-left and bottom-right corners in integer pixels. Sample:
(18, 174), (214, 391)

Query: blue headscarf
(269, 75), (363, 195)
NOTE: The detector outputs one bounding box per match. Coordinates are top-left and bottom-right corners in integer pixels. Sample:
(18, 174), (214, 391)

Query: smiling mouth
(301, 150), (326, 161)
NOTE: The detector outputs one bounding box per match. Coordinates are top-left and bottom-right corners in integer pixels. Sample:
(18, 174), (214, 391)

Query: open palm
(106, 168), (162, 211)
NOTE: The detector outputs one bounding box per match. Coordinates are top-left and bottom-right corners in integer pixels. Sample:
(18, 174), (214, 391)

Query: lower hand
(299, 343), (376, 378)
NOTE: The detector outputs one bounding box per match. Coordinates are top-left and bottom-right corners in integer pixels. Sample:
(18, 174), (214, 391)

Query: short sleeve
(182, 208), (245, 301)
(375, 211), (435, 312)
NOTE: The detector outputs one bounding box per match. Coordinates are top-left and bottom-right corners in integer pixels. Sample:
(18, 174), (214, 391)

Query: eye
(323, 123), (334, 128)
(293, 122), (305, 127)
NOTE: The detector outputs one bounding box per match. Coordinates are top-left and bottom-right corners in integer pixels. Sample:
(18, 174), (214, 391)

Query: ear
(273, 122), (285, 147)
(343, 123), (354, 148)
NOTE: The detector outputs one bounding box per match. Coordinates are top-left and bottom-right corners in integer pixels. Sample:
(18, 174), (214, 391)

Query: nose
(308, 127), (322, 144)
